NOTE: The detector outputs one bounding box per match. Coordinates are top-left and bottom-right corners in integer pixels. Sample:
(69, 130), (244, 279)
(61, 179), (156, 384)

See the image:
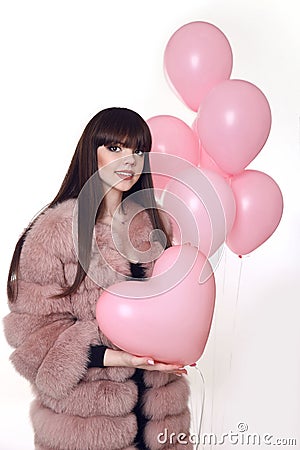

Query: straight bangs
(94, 108), (152, 154)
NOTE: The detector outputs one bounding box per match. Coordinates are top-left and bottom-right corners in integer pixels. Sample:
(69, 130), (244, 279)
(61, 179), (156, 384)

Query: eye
(108, 145), (122, 152)
(135, 149), (144, 156)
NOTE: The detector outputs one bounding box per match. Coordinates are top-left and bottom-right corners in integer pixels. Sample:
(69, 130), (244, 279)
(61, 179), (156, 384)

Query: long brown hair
(7, 107), (172, 302)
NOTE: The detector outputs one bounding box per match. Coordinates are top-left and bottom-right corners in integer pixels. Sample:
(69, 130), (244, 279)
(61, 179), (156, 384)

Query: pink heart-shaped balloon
(96, 245), (215, 365)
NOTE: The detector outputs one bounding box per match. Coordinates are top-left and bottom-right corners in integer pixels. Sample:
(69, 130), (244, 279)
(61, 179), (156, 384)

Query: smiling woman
(3, 107), (192, 450)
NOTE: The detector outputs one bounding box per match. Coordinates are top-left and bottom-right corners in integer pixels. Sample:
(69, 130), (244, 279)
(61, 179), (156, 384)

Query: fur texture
(4, 199), (192, 449)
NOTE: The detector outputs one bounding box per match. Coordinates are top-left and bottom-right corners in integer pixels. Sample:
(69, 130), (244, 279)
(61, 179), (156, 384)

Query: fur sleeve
(3, 202), (101, 399)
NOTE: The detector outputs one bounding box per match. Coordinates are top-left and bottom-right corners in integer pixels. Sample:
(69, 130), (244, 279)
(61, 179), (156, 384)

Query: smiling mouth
(115, 171), (134, 180)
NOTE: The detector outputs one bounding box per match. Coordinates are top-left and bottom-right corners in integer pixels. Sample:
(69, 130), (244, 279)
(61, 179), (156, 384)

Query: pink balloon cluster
(149, 20), (283, 256)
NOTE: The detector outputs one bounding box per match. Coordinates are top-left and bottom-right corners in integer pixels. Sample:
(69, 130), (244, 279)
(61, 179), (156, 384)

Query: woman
(4, 107), (192, 450)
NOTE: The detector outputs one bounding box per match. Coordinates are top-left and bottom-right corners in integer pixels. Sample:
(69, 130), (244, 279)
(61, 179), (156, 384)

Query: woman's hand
(103, 348), (187, 376)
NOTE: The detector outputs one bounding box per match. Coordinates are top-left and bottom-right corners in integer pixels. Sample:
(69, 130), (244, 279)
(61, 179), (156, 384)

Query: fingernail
(147, 359), (155, 365)
(190, 363), (197, 367)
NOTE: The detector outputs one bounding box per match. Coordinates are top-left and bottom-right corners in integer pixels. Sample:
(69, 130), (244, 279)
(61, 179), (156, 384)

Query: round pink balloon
(96, 245), (215, 366)
(164, 21), (233, 112)
(197, 79), (272, 175)
(147, 115), (200, 190)
(161, 167), (236, 256)
(226, 170), (283, 255)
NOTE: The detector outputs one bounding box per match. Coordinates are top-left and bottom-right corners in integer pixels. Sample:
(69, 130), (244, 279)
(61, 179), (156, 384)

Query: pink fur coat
(4, 199), (192, 450)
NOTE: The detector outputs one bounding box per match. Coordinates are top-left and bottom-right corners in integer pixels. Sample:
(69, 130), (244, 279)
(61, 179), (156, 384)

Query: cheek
(97, 155), (118, 182)
(136, 157), (145, 173)
(132, 159), (145, 183)
(97, 153), (106, 169)
(97, 147), (120, 169)
(98, 155), (119, 172)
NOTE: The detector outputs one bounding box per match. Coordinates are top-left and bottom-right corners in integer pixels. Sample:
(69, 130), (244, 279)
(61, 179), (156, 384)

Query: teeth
(116, 172), (133, 176)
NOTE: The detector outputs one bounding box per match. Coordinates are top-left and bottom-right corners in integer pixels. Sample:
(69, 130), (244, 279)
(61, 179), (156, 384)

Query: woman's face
(97, 144), (145, 192)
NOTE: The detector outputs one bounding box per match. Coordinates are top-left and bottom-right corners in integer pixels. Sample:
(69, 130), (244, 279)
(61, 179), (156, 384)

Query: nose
(123, 150), (136, 166)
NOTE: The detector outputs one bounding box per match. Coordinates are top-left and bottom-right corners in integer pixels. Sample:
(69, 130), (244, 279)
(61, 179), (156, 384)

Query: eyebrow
(108, 142), (126, 147)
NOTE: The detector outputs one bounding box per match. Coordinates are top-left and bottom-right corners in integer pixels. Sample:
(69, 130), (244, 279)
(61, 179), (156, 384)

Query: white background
(1, 1), (299, 449)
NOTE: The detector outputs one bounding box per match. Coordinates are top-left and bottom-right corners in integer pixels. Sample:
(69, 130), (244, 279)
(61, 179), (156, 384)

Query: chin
(112, 182), (135, 193)
(116, 177), (139, 191)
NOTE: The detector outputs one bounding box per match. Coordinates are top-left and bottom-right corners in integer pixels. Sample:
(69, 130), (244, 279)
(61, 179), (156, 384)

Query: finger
(171, 367), (188, 376)
(131, 355), (157, 367)
(154, 363), (182, 372)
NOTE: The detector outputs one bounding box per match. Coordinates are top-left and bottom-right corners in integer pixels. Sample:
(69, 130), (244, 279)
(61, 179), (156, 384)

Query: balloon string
(228, 257), (243, 372)
(189, 366), (205, 450)
(222, 245), (227, 296)
(220, 255), (244, 436)
(209, 245), (227, 450)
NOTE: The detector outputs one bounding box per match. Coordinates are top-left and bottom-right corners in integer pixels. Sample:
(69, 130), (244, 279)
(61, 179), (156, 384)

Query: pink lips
(115, 170), (134, 180)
